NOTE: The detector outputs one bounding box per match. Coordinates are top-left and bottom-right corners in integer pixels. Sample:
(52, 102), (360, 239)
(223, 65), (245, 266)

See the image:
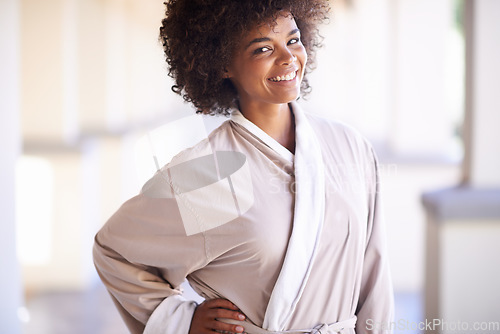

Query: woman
(93, 1), (394, 333)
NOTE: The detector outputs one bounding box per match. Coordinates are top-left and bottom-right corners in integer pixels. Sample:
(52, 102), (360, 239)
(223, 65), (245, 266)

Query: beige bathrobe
(93, 102), (393, 334)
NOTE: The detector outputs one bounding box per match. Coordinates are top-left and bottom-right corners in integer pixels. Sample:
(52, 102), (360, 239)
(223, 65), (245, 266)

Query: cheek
(298, 47), (308, 69)
(248, 59), (272, 77)
(240, 62), (272, 86)
(297, 52), (308, 82)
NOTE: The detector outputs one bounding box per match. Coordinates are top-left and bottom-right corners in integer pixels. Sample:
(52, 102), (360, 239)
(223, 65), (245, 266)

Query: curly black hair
(160, 0), (330, 115)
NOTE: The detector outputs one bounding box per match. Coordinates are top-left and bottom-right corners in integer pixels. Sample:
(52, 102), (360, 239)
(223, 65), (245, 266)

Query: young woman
(93, 1), (394, 333)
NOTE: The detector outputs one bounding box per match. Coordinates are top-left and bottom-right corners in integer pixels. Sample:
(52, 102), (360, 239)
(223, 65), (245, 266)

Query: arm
(92, 190), (208, 334)
(93, 192), (248, 334)
(355, 149), (394, 334)
(93, 236), (197, 334)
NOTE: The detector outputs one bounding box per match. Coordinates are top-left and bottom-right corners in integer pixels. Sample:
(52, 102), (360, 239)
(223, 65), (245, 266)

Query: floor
(23, 283), (127, 334)
(22, 283), (422, 334)
(393, 291), (423, 334)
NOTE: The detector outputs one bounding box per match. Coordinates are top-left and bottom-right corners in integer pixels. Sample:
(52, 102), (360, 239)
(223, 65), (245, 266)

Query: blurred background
(1, 0), (499, 333)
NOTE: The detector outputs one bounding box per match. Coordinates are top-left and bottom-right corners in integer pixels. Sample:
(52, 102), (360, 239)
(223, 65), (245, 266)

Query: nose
(277, 47), (296, 65)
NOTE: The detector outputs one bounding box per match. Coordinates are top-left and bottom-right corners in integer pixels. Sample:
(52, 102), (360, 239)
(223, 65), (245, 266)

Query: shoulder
(166, 119), (234, 166)
(140, 119), (234, 195)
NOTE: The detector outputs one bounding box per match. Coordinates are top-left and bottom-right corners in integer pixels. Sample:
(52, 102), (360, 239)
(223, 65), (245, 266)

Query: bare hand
(189, 298), (246, 333)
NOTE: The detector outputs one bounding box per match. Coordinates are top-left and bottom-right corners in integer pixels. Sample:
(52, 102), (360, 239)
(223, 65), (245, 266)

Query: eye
(288, 37), (300, 45)
(253, 46), (272, 54)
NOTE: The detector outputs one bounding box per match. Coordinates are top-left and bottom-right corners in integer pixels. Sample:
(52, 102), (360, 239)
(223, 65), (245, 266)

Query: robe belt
(221, 316), (357, 334)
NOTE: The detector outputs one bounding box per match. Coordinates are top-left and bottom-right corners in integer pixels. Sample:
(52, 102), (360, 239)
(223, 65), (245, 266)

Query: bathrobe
(93, 101), (394, 334)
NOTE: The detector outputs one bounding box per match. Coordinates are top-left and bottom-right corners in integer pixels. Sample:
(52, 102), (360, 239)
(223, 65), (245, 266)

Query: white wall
(440, 220), (500, 330)
(0, 0), (24, 332)
(384, 164), (460, 291)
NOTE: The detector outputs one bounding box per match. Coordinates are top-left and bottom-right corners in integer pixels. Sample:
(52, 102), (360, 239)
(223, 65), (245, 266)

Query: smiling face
(225, 13), (307, 112)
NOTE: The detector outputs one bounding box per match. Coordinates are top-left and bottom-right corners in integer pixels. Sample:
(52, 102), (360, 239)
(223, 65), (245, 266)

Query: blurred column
(21, 0), (79, 145)
(0, 0), (24, 333)
(462, 0), (500, 187)
(390, 0), (456, 159)
(77, 0), (111, 132)
(422, 1), (500, 332)
(77, 0), (142, 221)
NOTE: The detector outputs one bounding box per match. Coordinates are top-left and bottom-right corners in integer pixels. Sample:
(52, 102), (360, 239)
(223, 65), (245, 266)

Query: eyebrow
(244, 28), (300, 50)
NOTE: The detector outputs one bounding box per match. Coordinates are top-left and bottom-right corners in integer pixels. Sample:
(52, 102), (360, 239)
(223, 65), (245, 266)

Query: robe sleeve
(355, 148), (394, 334)
(93, 184), (208, 334)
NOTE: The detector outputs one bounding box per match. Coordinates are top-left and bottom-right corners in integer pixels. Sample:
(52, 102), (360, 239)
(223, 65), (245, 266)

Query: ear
(223, 66), (233, 79)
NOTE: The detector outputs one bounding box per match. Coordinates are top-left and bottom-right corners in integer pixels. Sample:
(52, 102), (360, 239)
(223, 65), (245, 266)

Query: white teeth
(270, 71), (296, 82)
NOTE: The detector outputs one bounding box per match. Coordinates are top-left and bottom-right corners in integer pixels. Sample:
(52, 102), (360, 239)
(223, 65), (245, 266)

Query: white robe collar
(231, 101), (326, 330)
(230, 108), (294, 163)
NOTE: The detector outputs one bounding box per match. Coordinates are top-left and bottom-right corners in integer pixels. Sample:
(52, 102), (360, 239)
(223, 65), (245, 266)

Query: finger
(210, 308), (246, 322)
(207, 319), (245, 333)
(203, 298), (240, 311)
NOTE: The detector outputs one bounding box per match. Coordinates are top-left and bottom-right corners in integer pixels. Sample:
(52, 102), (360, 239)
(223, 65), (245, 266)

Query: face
(225, 14), (307, 109)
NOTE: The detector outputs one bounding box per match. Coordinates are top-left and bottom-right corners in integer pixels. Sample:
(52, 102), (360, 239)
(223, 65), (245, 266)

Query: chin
(279, 91), (301, 104)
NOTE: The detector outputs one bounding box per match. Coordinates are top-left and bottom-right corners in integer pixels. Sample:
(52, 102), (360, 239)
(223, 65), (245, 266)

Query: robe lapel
(231, 102), (326, 331)
(262, 101), (325, 330)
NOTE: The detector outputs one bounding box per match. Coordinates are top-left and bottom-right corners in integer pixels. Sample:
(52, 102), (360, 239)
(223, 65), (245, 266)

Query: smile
(268, 71), (298, 82)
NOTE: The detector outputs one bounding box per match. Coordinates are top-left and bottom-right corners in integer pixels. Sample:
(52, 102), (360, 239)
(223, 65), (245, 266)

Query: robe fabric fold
(93, 102), (394, 334)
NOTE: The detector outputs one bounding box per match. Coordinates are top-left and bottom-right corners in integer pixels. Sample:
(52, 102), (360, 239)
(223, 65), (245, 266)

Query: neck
(239, 101), (296, 154)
